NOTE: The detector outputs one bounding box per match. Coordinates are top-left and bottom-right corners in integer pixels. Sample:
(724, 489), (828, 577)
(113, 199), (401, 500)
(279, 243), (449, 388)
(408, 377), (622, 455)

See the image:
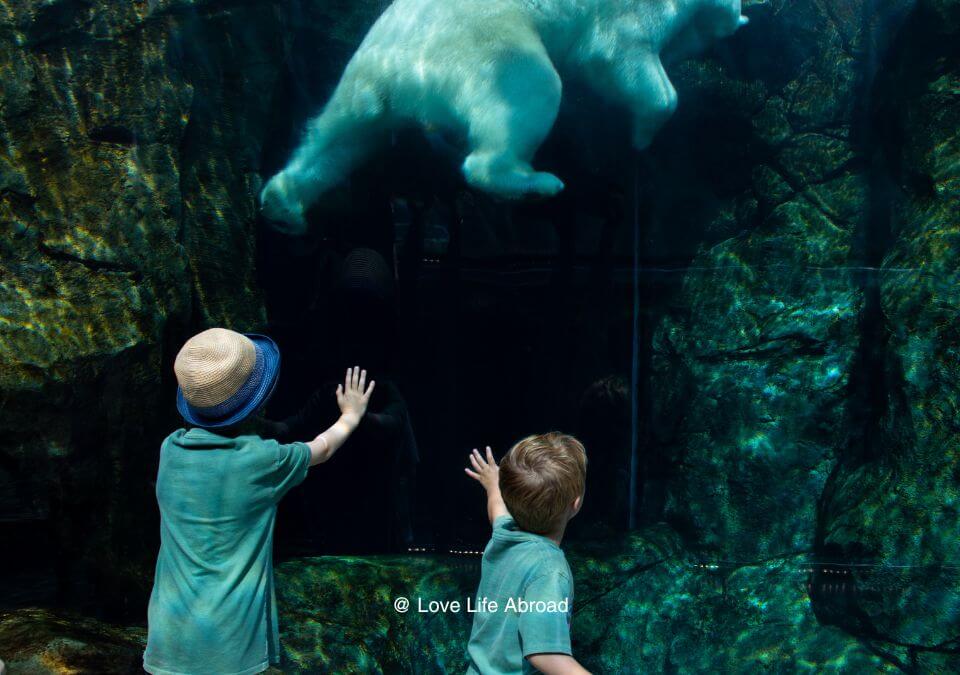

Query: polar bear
(261, 0), (748, 232)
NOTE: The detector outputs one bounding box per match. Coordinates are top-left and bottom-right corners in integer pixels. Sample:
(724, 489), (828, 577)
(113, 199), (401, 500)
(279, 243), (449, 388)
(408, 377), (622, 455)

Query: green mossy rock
(0, 530), (906, 673)
(273, 529), (900, 673)
(0, 0), (385, 609)
(817, 0), (960, 652)
(649, 0), (960, 659)
(0, 608), (145, 674)
(651, 0), (866, 562)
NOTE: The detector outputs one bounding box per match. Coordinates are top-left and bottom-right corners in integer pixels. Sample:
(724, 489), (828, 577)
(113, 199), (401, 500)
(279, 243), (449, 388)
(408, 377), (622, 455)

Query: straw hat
(174, 328), (281, 428)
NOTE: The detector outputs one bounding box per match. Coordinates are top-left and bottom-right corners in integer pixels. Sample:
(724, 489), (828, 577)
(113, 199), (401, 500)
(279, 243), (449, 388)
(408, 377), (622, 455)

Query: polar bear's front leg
(615, 53), (679, 151)
(460, 51), (564, 200)
(260, 169), (309, 235)
(260, 81), (384, 234)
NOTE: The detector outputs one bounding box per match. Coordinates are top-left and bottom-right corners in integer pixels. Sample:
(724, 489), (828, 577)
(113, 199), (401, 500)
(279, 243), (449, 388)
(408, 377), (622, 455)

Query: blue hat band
(176, 334), (280, 429)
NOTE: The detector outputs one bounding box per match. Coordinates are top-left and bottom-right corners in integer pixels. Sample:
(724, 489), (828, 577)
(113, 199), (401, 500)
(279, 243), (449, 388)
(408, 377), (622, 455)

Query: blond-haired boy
(464, 433), (590, 675)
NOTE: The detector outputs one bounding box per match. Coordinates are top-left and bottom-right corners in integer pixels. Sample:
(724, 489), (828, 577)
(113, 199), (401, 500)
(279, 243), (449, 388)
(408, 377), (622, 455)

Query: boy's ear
(571, 495), (583, 515)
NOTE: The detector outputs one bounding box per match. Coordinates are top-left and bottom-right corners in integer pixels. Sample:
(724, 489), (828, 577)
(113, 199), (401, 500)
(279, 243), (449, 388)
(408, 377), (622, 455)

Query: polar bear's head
(698, 0), (749, 40)
(662, 0), (749, 65)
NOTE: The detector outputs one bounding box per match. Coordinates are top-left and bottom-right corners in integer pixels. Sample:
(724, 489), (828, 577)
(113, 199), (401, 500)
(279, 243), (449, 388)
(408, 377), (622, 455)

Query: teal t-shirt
(466, 515), (574, 675)
(144, 428), (311, 675)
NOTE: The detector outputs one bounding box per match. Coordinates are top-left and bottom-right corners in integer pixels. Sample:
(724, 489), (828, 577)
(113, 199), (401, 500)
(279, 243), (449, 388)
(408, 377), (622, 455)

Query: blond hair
(499, 433), (587, 535)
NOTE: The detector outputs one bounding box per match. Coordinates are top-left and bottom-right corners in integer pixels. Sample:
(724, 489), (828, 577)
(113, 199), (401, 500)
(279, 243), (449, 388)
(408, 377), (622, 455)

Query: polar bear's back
(332, 0), (546, 126)
(359, 0), (534, 55)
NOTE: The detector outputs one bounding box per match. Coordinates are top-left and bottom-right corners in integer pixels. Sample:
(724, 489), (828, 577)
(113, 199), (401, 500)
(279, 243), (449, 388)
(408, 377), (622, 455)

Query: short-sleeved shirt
(144, 428), (311, 675)
(466, 515), (574, 675)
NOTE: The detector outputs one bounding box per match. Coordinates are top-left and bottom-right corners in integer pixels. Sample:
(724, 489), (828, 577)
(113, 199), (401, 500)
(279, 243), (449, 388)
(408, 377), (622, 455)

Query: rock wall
(0, 530), (903, 673)
(0, 0), (296, 611)
(651, 0), (874, 561)
(645, 0), (960, 666)
(273, 530), (897, 673)
(816, 0), (960, 656)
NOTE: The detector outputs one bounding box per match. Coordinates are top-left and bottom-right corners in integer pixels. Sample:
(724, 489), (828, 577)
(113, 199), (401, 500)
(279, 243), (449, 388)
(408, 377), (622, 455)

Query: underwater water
(1, 0), (959, 672)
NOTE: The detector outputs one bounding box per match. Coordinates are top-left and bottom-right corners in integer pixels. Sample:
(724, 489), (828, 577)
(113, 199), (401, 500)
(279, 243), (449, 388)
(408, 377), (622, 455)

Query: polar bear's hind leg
(460, 48), (564, 200)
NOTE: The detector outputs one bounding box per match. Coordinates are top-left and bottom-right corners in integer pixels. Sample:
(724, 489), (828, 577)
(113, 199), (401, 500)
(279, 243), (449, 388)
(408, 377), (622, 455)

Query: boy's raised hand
(336, 366), (376, 426)
(308, 367), (376, 467)
(465, 447), (499, 492)
(466, 446), (509, 525)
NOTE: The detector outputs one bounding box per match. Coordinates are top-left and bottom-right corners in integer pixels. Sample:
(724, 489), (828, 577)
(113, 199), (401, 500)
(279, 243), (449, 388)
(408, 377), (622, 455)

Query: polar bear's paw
(518, 171), (566, 199)
(259, 171), (308, 235)
(462, 154), (564, 201)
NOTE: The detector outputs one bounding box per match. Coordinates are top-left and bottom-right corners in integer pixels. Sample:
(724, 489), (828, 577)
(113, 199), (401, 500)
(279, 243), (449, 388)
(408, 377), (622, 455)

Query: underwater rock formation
(647, 0), (960, 665)
(651, 0), (866, 562)
(271, 530), (901, 672)
(0, 0), (297, 612)
(816, 0), (960, 656)
(259, 0), (748, 232)
(0, 532), (938, 672)
(0, 608), (146, 674)
(237, 529), (917, 671)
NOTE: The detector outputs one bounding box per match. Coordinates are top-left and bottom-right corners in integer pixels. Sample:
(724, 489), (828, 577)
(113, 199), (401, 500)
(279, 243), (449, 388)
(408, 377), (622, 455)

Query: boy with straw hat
(144, 328), (374, 675)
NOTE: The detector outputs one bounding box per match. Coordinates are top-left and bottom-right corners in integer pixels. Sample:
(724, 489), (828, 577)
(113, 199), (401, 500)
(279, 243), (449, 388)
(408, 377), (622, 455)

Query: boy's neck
(545, 522), (567, 546)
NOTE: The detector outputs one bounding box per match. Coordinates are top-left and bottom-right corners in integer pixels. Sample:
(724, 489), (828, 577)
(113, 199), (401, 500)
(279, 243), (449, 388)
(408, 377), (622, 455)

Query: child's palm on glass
(336, 366), (375, 425)
(465, 447), (499, 492)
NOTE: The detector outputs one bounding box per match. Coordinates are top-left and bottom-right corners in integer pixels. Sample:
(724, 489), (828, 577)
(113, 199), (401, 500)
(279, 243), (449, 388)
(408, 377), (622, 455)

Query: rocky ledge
(7, 526), (953, 673)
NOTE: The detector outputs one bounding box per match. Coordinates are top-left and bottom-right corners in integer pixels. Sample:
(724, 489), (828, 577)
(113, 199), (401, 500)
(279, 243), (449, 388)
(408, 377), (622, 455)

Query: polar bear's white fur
(261, 0), (747, 232)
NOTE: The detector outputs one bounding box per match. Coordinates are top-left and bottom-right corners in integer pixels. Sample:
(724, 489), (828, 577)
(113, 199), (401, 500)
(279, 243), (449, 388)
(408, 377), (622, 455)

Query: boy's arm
(526, 654), (591, 675)
(306, 367), (375, 466)
(464, 446), (509, 525)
